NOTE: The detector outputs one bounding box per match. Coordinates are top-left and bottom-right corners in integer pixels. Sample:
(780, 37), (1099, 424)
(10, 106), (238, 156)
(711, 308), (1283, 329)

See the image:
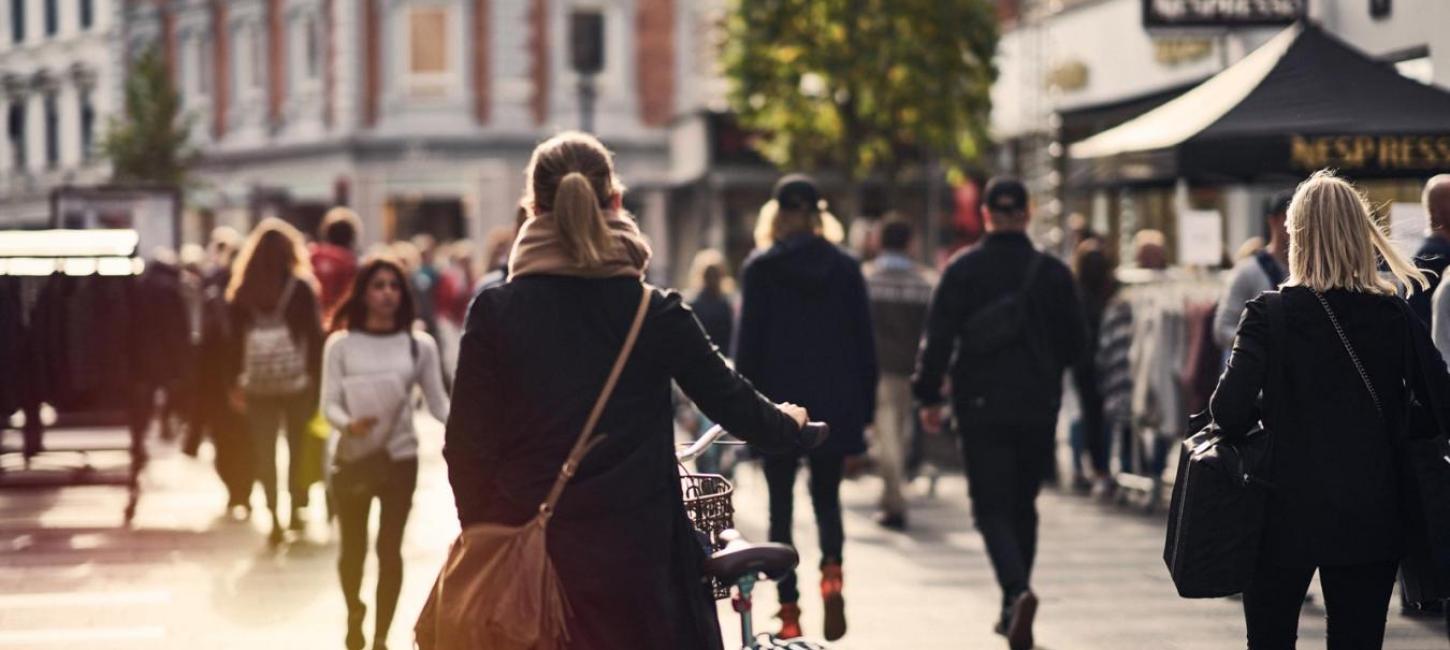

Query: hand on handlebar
(778, 402), (808, 429)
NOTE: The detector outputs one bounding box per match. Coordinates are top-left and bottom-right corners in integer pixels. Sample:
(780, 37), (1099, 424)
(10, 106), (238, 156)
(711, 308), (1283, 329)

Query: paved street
(1, 418), (1446, 649)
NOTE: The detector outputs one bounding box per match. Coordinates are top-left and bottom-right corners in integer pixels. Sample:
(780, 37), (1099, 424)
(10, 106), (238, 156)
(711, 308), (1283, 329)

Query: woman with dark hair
(733, 174), (878, 641)
(321, 255), (449, 650)
(226, 217), (325, 545)
(1070, 238), (1116, 494)
(444, 131), (818, 649)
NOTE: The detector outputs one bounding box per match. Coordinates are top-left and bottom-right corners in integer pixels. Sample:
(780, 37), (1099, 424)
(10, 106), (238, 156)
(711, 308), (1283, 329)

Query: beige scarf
(508, 210), (652, 279)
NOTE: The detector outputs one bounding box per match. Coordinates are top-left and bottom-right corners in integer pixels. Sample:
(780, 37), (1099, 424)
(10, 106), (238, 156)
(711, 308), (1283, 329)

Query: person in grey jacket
(1214, 193), (1291, 350)
(864, 218), (935, 530)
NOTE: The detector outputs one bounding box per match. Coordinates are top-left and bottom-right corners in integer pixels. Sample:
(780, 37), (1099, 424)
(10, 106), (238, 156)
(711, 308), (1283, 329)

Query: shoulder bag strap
(1264, 291), (1286, 412)
(536, 285), (652, 523)
(272, 277), (298, 321)
(1020, 251), (1044, 294)
(1312, 290), (1384, 421)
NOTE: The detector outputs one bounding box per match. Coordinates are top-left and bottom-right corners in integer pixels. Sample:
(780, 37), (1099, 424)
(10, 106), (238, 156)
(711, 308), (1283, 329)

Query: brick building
(118, 0), (706, 279)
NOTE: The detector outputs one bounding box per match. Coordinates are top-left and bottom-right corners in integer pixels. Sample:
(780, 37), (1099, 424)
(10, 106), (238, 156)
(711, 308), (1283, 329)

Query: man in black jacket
(912, 177), (1092, 650)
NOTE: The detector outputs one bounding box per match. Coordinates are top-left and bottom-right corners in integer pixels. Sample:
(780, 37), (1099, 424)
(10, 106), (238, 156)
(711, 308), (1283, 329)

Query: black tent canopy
(1070, 23), (1450, 184)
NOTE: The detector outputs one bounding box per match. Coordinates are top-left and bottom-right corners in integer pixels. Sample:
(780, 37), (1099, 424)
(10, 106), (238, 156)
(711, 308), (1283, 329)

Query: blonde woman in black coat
(1211, 170), (1450, 649)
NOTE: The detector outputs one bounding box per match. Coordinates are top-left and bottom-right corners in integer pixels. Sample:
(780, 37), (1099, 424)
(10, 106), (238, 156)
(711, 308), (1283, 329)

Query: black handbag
(1164, 292), (1285, 598)
(1389, 300), (1450, 604)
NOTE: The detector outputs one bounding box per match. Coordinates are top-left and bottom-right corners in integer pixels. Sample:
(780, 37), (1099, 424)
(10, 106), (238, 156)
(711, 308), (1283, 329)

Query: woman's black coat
(444, 276), (803, 650)
(1211, 287), (1450, 567)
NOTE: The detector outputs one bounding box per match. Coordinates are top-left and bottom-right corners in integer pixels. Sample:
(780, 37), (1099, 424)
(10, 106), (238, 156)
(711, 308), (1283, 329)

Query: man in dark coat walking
(734, 174), (878, 642)
(913, 177), (1092, 650)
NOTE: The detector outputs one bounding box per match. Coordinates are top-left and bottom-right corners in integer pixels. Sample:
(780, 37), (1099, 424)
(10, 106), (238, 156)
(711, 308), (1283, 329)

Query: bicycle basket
(681, 472), (734, 599)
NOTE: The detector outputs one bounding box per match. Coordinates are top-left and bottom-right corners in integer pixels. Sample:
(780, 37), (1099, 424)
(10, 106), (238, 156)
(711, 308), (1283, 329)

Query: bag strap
(1265, 291), (1286, 413)
(271, 277), (298, 321)
(536, 284), (652, 524)
(1254, 250), (1286, 287)
(1020, 251), (1044, 294)
(1312, 290), (1384, 420)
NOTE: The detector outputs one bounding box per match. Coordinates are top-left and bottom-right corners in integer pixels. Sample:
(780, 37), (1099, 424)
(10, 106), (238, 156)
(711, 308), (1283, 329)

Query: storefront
(1069, 22), (1450, 265)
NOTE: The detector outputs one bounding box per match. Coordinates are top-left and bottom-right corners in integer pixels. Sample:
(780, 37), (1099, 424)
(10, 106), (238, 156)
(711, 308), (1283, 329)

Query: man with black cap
(1214, 192), (1291, 350)
(735, 173), (877, 642)
(912, 176), (1090, 650)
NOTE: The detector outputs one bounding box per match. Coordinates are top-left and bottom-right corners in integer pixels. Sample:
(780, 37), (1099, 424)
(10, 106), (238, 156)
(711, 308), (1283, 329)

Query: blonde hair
(523, 131), (624, 267)
(1285, 169), (1427, 295)
(752, 199), (847, 251)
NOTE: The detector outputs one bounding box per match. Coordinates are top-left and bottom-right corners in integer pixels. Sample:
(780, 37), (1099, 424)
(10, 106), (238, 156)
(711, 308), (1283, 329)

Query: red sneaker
(776, 603), (803, 639)
(821, 562), (847, 641)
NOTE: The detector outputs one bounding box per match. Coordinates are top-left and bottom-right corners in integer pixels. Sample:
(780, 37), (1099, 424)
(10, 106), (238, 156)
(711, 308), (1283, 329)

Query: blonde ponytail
(553, 172), (615, 267)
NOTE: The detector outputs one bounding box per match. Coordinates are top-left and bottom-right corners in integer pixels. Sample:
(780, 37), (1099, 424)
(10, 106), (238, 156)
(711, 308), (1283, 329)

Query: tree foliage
(103, 47), (194, 186)
(722, 0), (998, 190)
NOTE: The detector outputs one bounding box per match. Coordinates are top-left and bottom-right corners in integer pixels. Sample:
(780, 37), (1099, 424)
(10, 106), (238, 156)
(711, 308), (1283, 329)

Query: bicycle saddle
(703, 529), (799, 584)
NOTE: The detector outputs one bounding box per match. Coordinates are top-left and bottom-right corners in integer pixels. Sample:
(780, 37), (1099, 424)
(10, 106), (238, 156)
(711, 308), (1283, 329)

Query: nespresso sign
(1144, 0), (1306, 27)
(1290, 135), (1450, 172)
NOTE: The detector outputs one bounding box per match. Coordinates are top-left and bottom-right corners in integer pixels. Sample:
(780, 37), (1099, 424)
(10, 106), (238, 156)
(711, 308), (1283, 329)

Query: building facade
(116, 0), (710, 280)
(991, 0), (1450, 263)
(0, 0), (120, 227)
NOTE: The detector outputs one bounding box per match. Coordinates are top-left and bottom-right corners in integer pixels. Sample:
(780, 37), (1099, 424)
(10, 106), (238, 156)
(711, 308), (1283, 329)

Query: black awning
(1070, 22), (1450, 184)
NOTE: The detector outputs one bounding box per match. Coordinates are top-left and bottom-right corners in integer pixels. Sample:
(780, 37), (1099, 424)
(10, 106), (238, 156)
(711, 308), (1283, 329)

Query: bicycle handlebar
(676, 421), (830, 464)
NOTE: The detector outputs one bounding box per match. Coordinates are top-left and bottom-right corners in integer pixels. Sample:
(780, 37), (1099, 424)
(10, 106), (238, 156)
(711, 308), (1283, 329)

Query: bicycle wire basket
(681, 472), (735, 599)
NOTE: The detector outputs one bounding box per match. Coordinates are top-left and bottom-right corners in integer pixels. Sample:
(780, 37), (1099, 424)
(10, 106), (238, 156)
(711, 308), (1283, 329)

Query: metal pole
(578, 75), (597, 133)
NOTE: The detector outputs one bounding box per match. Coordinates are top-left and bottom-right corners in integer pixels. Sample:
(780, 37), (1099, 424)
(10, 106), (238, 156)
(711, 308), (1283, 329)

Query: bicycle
(677, 423), (834, 650)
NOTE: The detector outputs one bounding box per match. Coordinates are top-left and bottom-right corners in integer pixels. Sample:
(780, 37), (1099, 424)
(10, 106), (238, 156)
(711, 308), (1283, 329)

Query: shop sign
(1154, 38), (1214, 66)
(1290, 134), (1450, 172)
(1143, 0), (1305, 27)
(1045, 61), (1089, 91)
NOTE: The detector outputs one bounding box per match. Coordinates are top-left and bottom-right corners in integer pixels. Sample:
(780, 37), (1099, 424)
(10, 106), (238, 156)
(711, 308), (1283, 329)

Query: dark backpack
(958, 252), (1043, 358)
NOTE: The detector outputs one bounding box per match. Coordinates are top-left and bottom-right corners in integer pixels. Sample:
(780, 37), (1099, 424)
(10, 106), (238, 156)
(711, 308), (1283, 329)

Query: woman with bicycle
(443, 131), (820, 649)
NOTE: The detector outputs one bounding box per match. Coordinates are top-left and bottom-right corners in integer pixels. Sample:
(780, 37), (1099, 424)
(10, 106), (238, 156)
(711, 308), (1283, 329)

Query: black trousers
(335, 456), (418, 642)
(959, 424), (1053, 612)
(1243, 559), (1398, 650)
(763, 451), (845, 604)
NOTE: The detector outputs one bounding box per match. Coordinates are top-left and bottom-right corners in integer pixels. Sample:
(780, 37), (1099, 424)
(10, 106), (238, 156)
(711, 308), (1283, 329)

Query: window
(305, 16), (321, 80)
(6, 103), (23, 169)
(197, 37), (212, 96)
(44, 93), (58, 168)
(11, 0), (25, 43)
(44, 0), (57, 36)
(409, 8), (447, 74)
(80, 92), (93, 158)
(252, 26), (266, 90)
(79, 0), (92, 29)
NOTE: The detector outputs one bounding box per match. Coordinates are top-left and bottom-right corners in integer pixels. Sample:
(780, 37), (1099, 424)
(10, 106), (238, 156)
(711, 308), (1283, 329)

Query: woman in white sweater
(320, 255), (449, 650)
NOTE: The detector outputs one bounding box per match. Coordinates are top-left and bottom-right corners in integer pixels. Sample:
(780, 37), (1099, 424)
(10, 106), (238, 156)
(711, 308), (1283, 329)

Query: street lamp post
(570, 10), (604, 133)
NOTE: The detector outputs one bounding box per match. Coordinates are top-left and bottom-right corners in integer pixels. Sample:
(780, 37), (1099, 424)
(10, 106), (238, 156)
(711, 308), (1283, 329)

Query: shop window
(44, 0), (57, 36)
(80, 0), (92, 29)
(7, 103), (24, 169)
(44, 93), (58, 168)
(11, 0), (25, 43)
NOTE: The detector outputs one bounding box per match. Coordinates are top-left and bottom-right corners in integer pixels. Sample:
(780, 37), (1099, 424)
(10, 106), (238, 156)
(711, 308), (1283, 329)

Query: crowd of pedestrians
(105, 128), (1450, 650)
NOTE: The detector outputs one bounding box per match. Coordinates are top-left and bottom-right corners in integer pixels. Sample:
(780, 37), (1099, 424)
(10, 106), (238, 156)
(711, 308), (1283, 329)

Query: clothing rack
(1110, 269), (1225, 509)
(0, 229), (147, 523)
